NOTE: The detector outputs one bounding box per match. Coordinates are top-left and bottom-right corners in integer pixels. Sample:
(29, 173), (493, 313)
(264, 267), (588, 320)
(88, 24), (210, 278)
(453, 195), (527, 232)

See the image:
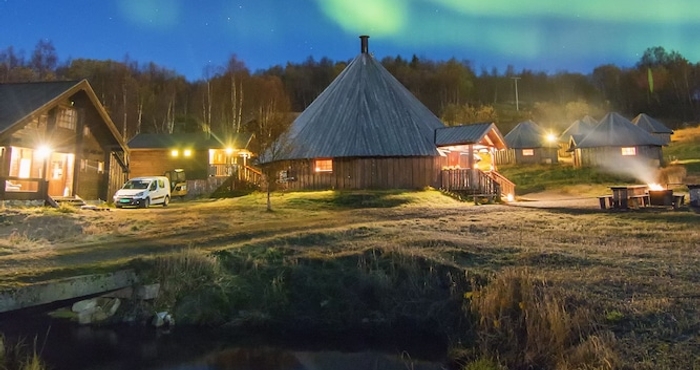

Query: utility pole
(511, 77), (521, 111)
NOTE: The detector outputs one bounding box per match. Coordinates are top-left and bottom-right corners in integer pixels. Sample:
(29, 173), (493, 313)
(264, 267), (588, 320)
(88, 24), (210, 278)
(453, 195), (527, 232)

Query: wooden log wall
(129, 150), (210, 180)
(279, 156), (447, 190)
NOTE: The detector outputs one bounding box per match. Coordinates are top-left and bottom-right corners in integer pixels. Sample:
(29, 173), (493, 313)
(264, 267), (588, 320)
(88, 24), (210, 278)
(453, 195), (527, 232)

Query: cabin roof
(435, 122), (507, 150)
(0, 79), (128, 153)
(264, 37), (445, 162)
(559, 117), (595, 143)
(128, 132), (254, 150)
(505, 120), (558, 149)
(574, 112), (664, 148)
(631, 113), (673, 134)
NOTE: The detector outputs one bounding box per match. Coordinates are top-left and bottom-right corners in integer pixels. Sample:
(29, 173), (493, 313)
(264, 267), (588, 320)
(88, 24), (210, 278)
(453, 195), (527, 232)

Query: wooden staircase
(48, 195), (87, 208)
(440, 169), (515, 201)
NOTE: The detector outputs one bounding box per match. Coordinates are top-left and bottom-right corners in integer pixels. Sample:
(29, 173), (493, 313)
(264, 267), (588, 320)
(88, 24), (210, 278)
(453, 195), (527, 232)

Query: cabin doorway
(47, 152), (75, 197)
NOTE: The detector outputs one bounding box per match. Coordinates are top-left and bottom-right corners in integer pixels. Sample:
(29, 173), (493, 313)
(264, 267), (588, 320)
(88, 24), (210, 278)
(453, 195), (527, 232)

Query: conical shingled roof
(631, 113), (673, 134)
(559, 116), (595, 143)
(505, 120), (557, 149)
(269, 38), (445, 161)
(574, 112), (664, 148)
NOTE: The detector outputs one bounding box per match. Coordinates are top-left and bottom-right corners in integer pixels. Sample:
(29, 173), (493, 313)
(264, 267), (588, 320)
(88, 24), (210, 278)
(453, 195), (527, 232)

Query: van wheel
(162, 196), (170, 207)
(141, 198), (150, 208)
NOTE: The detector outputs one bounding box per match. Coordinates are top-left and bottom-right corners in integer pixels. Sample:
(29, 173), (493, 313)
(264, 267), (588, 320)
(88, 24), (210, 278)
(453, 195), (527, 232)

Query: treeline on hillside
(1, 41), (699, 150)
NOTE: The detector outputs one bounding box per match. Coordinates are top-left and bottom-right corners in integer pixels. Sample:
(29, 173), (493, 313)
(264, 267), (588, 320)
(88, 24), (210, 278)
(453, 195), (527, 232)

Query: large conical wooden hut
(261, 36), (512, 194)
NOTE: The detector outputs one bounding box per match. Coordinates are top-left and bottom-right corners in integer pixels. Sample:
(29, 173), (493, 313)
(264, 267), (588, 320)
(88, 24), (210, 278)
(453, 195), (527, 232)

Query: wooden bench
(673, 194), (685, 209)
(598, 195), (613, 209)
(628, 194), (650, 208)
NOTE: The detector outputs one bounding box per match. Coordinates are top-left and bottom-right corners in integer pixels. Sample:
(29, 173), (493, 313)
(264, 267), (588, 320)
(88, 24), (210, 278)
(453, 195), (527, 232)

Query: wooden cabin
(0, 80), (128, 205)
(497, 120), (558, 165)
(127, 132), (256, 195)
(569, 112), (664, 169)
(632, 113), (673, 145)
(558, 115), (596, 159)
(261, 35), (514, 199)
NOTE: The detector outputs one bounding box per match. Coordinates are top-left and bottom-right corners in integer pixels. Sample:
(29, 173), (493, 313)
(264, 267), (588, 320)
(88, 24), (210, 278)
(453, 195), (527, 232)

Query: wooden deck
(440, 169), (515, 200)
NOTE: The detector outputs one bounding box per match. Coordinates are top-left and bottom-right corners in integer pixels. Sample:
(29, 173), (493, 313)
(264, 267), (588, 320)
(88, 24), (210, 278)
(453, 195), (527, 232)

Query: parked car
(113, 176), (171, 208)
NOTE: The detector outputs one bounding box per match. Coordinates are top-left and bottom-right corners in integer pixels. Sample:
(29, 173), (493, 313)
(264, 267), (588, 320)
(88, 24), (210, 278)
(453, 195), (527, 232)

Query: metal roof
(0, 80), (128, 153)
(0, 80), (83, 133)
(631, 113), (673, 134)
(265, 40), (445, 162)
(128, 132), (253, 150)
(574, 112), (664, 148)
(435, 122), (507, 149)
(505, 120), (558, 149)
(559, 117), (595, 143)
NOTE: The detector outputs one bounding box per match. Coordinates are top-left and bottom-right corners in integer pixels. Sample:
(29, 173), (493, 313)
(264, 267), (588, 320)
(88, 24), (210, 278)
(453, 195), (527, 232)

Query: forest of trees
(2, 40), (699, 152)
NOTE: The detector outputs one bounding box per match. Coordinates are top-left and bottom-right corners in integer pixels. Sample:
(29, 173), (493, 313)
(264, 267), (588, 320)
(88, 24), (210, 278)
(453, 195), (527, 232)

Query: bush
(467, 268), (618, 369)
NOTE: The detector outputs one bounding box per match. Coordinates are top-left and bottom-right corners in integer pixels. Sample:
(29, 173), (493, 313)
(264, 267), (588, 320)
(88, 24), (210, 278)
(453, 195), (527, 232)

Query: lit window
(171, 150), (179, 157)
(80, 159), (88, 172)
(184, 149), (192, 157)
(97, 161), (104, 174)
(621, 147), (636, 156)
(522, 149), (534, 156)
(57, 108), (77, 130)
(83, 126), (90, 136)
(315, 159), (333, 172)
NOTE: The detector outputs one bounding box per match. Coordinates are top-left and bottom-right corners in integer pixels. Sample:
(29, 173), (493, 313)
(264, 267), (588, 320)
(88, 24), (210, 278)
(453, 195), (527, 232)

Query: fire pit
(648, 189), (673, 206)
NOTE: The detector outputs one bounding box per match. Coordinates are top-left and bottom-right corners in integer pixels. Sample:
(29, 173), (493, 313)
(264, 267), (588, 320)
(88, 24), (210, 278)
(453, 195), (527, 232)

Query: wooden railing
(1, 176), (49, 203)
(486, 170), (516, 199)
(441, 169), (516, 201)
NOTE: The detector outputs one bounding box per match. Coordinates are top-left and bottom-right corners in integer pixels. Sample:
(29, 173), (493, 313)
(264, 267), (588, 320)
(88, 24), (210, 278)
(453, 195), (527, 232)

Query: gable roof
(559, 116), (596, 143)
(631, 113), (673, 134)
(265, 37), (444, 162)
(505, 120), (557, 149)
(435, 122), (507, 150)
(0, 80), (128, 153)
(574, 112), (664, 148)
(128, 132), (253, 150)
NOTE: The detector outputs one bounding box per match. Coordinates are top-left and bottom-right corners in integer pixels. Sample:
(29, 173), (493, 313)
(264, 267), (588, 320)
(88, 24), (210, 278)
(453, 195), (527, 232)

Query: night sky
(1, 0), (698, 81)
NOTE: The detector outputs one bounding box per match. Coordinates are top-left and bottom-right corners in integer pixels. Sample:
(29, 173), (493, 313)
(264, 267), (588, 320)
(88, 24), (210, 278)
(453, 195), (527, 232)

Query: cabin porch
(440, 168), (515, 201)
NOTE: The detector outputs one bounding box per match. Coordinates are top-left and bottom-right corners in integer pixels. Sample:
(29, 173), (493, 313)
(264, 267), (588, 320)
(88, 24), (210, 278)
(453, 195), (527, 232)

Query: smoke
(598, 156), (660, 185)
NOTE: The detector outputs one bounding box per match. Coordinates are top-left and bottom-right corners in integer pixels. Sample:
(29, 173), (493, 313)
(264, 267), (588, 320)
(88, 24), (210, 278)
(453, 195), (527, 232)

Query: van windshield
(122, 180), (150, 190)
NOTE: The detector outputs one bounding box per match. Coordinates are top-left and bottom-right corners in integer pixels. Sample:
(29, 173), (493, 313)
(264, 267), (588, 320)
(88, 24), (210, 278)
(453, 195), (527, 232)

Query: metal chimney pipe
(360, 35), (369, 54)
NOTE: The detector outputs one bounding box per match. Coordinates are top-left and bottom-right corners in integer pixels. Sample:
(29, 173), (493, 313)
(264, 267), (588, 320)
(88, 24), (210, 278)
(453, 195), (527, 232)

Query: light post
(511, 77), (521, 111)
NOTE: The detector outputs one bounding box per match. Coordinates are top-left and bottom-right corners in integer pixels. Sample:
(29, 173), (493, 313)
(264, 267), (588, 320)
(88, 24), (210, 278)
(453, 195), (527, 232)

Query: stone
(135, 284), (160, 300)
(72, 298), (97, 313)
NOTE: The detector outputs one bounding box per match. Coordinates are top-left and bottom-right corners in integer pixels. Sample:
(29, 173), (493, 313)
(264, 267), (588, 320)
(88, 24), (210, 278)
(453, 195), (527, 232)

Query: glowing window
(315, 159), (333, 172)
(621, 147), (636, 156)
(97, 161), (104, 174)
(522, 149), (534, 156)
(57, 108), (77, 130)
(171, 150), (179, 157)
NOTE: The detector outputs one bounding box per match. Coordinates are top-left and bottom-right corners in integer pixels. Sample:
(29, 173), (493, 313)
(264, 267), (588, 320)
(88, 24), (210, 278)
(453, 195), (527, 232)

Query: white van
(113, 176), (171, 208)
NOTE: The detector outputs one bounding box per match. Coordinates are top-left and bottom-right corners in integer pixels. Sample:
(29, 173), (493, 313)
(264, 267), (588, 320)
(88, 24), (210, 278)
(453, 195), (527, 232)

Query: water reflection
(0, 314), (446, 370)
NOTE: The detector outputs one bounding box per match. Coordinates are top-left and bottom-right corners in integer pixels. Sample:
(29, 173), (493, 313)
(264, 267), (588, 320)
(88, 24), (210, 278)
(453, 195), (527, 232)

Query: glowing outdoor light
(546, 133), (557, 143)
(184, 149), (192, 157)
(171, 150), (179, 157)
(225, 147), (234, 155)
(36, 145), (52, 159)
(506, 193), (514, 202)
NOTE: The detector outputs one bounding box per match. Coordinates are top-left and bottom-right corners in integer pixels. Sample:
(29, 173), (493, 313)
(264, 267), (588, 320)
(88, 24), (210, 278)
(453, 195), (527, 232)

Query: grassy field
(2, 126), (700, 369)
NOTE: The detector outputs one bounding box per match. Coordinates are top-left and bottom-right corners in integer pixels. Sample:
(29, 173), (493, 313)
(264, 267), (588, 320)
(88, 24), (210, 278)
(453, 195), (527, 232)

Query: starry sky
(1, 0), (698, 81)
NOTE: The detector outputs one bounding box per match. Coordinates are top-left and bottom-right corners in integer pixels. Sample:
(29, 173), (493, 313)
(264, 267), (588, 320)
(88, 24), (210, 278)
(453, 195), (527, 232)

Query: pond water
(0, 312), (449, 370)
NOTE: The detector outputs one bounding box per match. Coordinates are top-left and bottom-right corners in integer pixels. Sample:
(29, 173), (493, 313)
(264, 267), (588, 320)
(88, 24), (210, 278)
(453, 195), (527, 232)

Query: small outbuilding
(569, 112), (664, 169)
(558, 115), (597, 158)
(497, 120), (558, 165)
(631, 113), (673, 145)
(127, 132), (255, 195)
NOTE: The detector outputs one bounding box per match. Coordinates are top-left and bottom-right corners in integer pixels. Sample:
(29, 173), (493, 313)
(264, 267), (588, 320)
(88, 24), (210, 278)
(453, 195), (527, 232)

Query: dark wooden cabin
(127, 132), (256, 195)
(261, 35), (514, 198)
(558, 115), (596, 159)
(497, 120), (559, 165)
(0, 80), (128, 205)
(569, 112), (664, 169)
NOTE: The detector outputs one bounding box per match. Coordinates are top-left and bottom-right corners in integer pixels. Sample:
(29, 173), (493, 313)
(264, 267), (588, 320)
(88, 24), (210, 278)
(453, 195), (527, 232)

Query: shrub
(467, 268), (618, 369)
